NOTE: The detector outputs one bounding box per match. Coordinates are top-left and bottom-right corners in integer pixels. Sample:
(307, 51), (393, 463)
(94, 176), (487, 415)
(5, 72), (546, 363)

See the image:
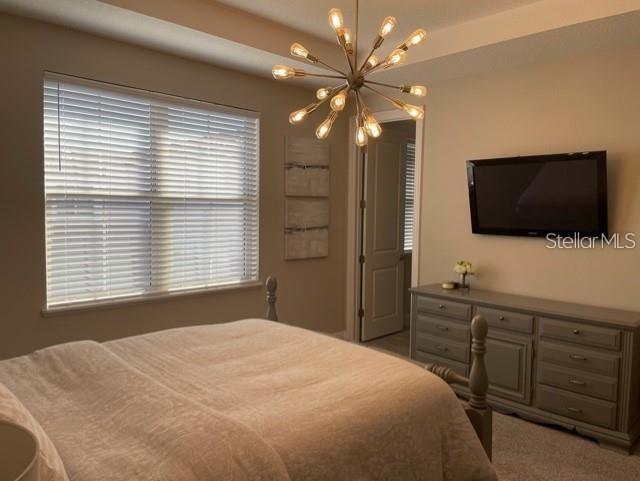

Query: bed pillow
(0, 382), (69, 481)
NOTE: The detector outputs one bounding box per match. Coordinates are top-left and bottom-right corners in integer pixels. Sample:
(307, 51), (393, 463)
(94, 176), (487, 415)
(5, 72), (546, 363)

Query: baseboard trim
(329, 330), (346, 340)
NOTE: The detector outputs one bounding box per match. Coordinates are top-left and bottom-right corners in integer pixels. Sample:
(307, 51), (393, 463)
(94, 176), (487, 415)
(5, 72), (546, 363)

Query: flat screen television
(467, 151), (608, 237)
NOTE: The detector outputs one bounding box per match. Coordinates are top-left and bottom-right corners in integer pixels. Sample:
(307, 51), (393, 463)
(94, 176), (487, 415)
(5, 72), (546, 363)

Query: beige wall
(0, 14), (348, 359)
(418, 45), (640, 311)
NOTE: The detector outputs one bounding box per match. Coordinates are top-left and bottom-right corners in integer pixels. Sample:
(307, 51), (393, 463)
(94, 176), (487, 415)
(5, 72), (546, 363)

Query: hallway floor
(364, 329), (410, 358)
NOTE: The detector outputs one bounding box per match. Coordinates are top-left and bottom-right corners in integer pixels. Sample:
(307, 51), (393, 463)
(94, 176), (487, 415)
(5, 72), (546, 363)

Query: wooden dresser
(410, 284), (640, 453)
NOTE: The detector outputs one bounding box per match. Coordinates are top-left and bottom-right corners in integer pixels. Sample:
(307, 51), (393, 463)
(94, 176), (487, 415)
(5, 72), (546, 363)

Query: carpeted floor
(493, 412), (639, 481)
(493, 413), (640, 481)
(364, 331), (640, 480)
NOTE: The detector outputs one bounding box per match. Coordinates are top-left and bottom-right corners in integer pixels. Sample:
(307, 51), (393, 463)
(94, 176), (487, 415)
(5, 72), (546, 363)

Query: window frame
(41, 72), (261, 314)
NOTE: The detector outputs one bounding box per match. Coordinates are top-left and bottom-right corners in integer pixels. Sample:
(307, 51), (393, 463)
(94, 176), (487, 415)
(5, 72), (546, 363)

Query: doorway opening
(361, 119), (416, 356)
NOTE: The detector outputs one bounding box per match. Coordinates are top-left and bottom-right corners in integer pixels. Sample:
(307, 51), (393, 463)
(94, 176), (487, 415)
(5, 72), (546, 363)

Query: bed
(0, 277), (496, 481)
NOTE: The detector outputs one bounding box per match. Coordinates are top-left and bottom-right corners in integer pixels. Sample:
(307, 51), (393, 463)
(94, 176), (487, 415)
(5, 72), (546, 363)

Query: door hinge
(359, 199), (366, 209)
(358, 308), (364, 318)
(359, 254), (365, 264)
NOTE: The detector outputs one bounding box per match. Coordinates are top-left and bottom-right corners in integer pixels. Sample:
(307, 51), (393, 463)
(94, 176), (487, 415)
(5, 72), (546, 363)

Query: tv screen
(467, 152), (608, 237)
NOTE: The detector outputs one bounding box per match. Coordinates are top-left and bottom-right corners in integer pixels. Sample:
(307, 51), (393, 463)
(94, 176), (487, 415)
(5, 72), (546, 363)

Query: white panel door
(361, 134), (406, 341)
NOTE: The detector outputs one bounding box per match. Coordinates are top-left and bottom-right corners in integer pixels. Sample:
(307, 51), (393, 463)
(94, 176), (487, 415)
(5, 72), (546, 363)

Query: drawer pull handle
(438, 304), (446, 309)
(498, 316), (505, 321)
(436, 325), (449, 331)
(572, 329), (581, 335)
(436, 345), (449, 351)
(569, 379), (586, 386)
(569, 354), (587, 361)
(566, 407), (583, 414)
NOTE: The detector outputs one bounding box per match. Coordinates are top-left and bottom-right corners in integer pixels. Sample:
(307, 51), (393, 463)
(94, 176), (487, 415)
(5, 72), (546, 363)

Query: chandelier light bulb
(289, 109), (307, 124)
(290, 43), (310, 59)
(330, 90), (347, 111)
(403, 29), (427, 49)
(384, 49), (406, 68)
(342, 28), (353, 44)
(401, 85), (428, 97)
(379, 16), (397, 38)
(289, 100), (323, 124)
(363, 112), (382, 138)
(364, 55), (380, 71)
(402, 103), (424, 119)
(328, 8), (344, 32)
(343, 28), (354, 53)
(316, 87), (333, 100)
(316, 111), (338, 139)
(272, 65), (303, 79)
(356, 124), (368, 147)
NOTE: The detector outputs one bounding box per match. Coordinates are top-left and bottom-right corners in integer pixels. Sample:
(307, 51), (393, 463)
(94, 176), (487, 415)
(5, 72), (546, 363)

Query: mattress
(0, 319), (496, 481)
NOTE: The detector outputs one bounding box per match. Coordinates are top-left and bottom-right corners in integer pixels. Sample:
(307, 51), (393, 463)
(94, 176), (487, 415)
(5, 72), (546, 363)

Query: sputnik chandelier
(272, 1), (427, 147)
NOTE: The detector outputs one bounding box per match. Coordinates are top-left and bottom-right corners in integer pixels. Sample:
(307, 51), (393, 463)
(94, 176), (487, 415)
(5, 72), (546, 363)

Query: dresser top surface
(411, 284), (640, 329)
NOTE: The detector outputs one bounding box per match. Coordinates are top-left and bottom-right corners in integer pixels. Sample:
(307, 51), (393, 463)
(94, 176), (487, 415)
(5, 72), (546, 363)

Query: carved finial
(265, 276), (278, 322)
(471, 314), (488, 341)
(266, 276), (277, 294)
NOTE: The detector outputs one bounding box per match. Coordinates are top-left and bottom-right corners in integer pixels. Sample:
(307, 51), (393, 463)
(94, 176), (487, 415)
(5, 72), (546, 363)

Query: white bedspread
(0, 340), (290, 481)
(0, 319), (497, 481)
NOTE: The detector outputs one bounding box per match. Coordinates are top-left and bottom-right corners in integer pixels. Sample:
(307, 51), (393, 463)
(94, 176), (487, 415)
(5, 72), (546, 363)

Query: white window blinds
(404, 142), (416, 251)
(43, 74), (259, 309)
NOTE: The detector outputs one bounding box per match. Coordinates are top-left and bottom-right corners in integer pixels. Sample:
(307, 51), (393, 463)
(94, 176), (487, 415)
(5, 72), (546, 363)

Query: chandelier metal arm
(363, 61), (389, 75)
(340, 40), (356, 74)
(354, 0), (359, 68)
(306, 72), (348, 79)
(327, 81), (350, 91)
(356, 90), (367, 120)
(315, 59), (346, 76)
(363, 84), (401, 107)
(365, 80), (402, 90)
(358, 46), (379, 73)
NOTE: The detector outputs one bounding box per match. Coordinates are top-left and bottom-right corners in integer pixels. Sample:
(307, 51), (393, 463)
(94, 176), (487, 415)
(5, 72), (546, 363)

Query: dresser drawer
(415, 314), (469, 343)
(538, 341), (620, 378)
(414, 350), (468, 377)
(536, 385), (617, 429)
(415, 296), (471, 321)
(538, 364), (618, 402)
(476, 306), (534, 334)
(415, 332), (469, 363)
(539, 317), (621, 351)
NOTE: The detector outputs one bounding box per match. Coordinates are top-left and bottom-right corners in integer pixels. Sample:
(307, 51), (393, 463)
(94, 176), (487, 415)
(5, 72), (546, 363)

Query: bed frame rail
(426, 314), (492, 459)
(263, 277), (492, 460)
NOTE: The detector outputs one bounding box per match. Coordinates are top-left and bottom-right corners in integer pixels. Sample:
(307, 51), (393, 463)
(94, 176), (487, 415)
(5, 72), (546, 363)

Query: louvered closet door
(43, 74), (259, 309)
(404, 142), (415, 251)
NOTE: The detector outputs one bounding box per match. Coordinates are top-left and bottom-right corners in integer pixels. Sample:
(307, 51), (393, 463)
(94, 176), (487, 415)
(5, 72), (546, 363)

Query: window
(403, 141), (416, 251)
(43, 74), (259, 309)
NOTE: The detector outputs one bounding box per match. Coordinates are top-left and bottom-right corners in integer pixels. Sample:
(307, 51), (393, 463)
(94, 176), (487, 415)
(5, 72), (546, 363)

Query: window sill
(41, 280), (264, 318)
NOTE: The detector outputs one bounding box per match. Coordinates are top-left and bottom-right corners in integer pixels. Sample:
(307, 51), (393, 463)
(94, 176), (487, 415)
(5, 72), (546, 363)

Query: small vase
(459, 273), (469, 289)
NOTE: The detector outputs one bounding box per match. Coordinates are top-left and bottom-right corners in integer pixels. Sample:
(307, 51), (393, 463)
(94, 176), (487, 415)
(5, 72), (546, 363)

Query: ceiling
(215, 0), (542, 46)
(1, 0), (640, 89)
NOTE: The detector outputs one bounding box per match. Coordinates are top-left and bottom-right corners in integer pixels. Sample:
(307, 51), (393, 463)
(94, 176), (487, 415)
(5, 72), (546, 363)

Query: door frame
(345, 108), (425, 342)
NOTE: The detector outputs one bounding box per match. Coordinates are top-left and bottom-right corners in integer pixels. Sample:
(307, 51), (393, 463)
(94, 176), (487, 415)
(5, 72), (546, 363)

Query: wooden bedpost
(469, 315), (489, 410)
(425, 314), (492, 460)
(466, 315), (492, 459)
(265, 276), (278, 322)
